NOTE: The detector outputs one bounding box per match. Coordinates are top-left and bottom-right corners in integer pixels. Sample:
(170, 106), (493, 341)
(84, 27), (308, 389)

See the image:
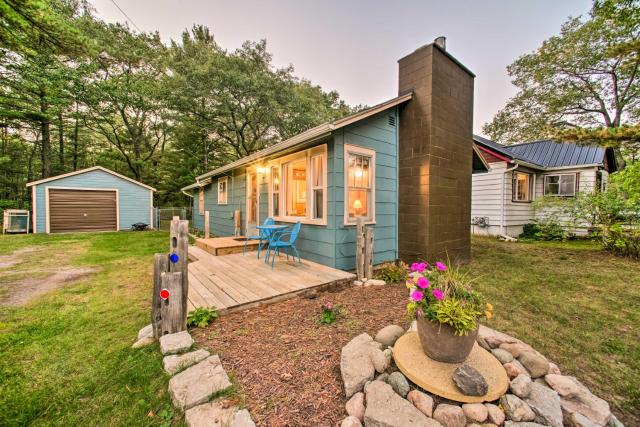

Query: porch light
(257, 166), (267, 174)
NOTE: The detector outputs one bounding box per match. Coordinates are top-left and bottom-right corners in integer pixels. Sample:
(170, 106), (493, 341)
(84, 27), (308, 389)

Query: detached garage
(27, 166), (155, 233)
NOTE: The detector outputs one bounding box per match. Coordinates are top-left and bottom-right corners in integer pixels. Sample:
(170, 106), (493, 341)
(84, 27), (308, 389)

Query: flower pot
(416, 314), (479, 363)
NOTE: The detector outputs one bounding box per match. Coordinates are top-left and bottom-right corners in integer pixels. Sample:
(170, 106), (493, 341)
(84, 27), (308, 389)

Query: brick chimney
(397, 39), (475, 263)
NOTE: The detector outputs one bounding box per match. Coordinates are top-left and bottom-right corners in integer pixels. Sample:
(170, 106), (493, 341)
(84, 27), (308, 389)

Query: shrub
(373, 261), (408, 283)
(405, 261), (492, 336)
(534, 218), (572, 241)
(520, 223), (540, 239)
(603, 225), (640, 259)
(187, 307), (218, 328)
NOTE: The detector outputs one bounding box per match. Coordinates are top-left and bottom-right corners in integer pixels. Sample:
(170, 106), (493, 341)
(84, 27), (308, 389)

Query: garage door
(49, 189), (117, 233)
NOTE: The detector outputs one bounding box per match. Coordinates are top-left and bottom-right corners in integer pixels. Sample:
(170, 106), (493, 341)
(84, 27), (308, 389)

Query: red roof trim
(475, 144), (511, 162)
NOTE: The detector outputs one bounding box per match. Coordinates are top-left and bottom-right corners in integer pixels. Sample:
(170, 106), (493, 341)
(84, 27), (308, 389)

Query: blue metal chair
(243, 217), (275, 258)
(266, 222), (302, 268)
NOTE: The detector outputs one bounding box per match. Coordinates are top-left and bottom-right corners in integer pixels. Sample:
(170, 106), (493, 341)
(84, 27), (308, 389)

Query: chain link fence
(154, 207), (193, 231)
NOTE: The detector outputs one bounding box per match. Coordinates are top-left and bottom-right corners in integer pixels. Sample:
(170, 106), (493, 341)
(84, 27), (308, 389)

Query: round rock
(374, 325), (405, 347)
(388, 371), (410, 397)
(454, 365), (489, 396)
(434, 404), (466, 427)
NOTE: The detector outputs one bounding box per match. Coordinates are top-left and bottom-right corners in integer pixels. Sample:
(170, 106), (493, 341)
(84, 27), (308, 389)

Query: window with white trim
(512, 172), (531, 202)
(268, 144), (327, 224)
(544, 174), (576, 196)
(217, 177), (228, 204)
(198, 188), (204, 215)
(344, 144), (375, 224)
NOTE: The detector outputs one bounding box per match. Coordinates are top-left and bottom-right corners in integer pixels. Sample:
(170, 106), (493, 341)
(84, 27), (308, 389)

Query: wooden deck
(195, 236), (259, 256)
(187, 245), (355, 314)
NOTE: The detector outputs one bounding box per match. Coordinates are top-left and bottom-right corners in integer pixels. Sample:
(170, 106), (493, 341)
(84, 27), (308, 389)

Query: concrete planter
(416, 315), (478, 363)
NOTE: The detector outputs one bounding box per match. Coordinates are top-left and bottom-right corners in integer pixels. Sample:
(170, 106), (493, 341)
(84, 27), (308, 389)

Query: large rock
(486, 403), (506, 425)
(364, 381), (442, 427)
(164, 349), (210, 375)
(492, 348), (514, 364)
(504, 360), (530, 379)
(524, 382), (563, 427)
(433, 404), (466, 427)
(544, 374), (611, 426)
(341, 416), (363, 427)
(478, 325), (519, 349)
(518, 351), (549, 378)
(503, 422), (546, 427)
(345, 392), (365, 421)
(184, 400), (255, 427)
(565, 411), (601, 427)
(500, 342), (535, 358)
(341, 333), (387, 398)
(407, 390), (433, 417)
(169, 355), (232, 410)
(374, 325), (405, 347)
(453, 364), (488, 396)
(462, 403), (488, 423)
(510, 374), (532, 398)
(387, 371), (410, 398)
(500, 394), (536, 422)
(160, 331), (194, 355)
(132, 335), (155, 348)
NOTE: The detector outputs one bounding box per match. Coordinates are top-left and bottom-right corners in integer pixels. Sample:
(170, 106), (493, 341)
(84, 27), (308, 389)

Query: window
(512, 172), (531, 202)
(268, 144), (327, 224)
(198, 188), (204, 215)
(344, 144), (375, 224)
(270, 166), (280, 216)
(217, 177), (228, 204)
(311, 155), (323, 220)
(544, 174), (576, 196)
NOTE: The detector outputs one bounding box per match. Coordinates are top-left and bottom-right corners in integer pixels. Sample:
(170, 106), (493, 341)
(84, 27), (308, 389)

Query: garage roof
(26, 166), (156, 191)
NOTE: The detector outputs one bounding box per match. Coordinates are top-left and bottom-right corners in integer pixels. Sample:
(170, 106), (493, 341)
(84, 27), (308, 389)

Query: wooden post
(151, 253), (169, 338)
(234, 210), (241, 236)
(356, 217), (365, 280)
(364, 227), (374, 279)
(204, 211), (210, 239)
(159, 272), (184, 335)
(169, 218), (189, 330)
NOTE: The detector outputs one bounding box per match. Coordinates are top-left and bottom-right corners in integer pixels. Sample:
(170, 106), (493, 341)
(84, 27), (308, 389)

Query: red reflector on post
(159, 289), (170, 300)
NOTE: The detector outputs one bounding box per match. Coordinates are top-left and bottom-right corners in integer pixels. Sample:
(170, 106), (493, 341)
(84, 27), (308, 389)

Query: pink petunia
(418, 262), (428, 272)
(435, 262), (447, 271)
(325, 302), (333, 310)
(410, 262), (421, 272)
(416, 277), (430, 289)
(410, 290), (424, 302)
(432, 288), (444, 300)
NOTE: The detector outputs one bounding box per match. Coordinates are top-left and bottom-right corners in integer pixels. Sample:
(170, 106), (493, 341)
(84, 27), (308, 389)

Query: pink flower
(432, 288), (444, 300)
(418, 262), (428, 271)
(410, 262), (420, 272)
(416, 277), (430, 289)
(410, 290), (424, 302)
(410, 262), (428, 272)
(325, 302), (333, 311)
(435, 262), (447, 271)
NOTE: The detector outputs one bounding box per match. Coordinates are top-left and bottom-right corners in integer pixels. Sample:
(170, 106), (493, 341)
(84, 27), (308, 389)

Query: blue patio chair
(243, 217), (275, 258)
(266, 222), (302, 268)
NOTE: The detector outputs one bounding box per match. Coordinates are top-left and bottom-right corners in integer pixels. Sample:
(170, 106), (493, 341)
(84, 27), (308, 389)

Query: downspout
(501, 163), (518, 236)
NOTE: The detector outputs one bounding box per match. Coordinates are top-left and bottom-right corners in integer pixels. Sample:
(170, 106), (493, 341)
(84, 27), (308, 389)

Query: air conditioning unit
(471, 217), (489, 228)
(3, 209), (30, 234)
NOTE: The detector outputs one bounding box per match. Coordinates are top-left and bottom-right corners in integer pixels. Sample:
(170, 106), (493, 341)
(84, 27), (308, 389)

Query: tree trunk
(39, 90), (51, 178)
(58, 112), (64, 170)
(72, 103), (79, 170)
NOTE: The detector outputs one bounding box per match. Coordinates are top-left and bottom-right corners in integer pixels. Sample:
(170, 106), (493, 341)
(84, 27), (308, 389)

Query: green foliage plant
(187, 307), (218, 328)
(319, 302), (336, 325)
(373, 261), (409, 283)
(405, 260), (492, 336)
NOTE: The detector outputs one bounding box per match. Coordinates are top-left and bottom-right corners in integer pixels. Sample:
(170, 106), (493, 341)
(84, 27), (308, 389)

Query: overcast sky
(90, 0), (592, 136)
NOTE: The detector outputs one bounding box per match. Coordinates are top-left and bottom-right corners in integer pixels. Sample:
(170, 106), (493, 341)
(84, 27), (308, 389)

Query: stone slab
(164, 349), (211, 375)
(160, 331), (194, 355)
(185, 400), (255, 427)
(169, 355), (232, 410)
(393, 332), (509, 403)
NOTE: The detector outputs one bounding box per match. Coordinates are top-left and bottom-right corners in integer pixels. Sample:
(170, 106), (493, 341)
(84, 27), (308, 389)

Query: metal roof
(182, 93), (412, 191)
(473, 135), (612, 170)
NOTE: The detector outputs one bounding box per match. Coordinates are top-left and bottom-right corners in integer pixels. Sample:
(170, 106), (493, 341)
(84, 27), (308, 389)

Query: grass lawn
(470, 236), (640, 426)
(0, 231), (177, 426)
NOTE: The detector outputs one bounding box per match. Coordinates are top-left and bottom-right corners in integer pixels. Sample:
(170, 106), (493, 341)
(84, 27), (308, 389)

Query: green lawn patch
(470, 236), (640, 425)
(0, 231), (177, 426)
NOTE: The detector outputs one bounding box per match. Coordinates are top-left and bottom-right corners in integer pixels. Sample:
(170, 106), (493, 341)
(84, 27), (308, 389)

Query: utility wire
(109, 0), (143, 33)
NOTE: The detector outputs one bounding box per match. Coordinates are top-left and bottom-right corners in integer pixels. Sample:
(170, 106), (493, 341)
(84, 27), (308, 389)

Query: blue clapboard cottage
(183, 39), (476, 269)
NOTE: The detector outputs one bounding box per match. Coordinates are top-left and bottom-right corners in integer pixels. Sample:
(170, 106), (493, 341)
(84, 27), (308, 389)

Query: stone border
(339, 323), (624, 427)
(133, 325), (256, 427)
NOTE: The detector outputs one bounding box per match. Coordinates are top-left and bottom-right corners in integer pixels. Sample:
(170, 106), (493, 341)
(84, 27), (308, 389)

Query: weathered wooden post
(204, 211), (210, 239)
(356, 217), (365, 280)
(364, 227), (374, 280)
(151, 217), (189, 338)
(234, 210), (241, 236)
(169, 217), (189, 329)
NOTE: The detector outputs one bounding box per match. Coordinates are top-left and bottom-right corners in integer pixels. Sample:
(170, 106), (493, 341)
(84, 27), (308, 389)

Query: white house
(471, 136), (619, 237)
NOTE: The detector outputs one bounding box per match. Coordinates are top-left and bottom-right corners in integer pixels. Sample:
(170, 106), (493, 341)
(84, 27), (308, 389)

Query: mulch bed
(192, 282), (409, 426)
